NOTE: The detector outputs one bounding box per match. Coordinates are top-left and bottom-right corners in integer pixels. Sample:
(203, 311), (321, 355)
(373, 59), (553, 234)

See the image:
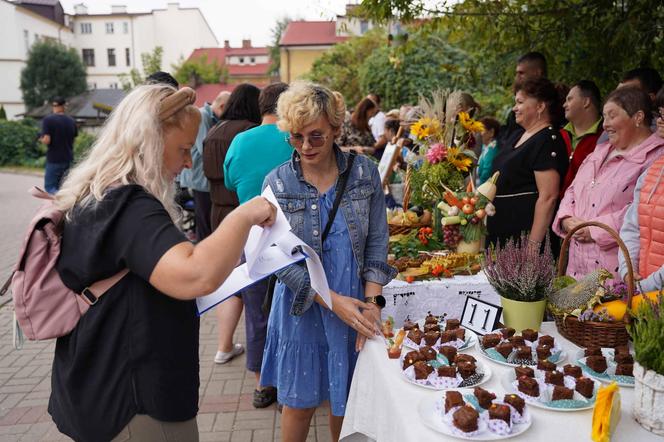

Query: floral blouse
(337, 112), (376, 148)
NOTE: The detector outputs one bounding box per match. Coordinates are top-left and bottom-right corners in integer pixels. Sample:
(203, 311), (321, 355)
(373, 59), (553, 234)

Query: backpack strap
(79, 269), (130, 305)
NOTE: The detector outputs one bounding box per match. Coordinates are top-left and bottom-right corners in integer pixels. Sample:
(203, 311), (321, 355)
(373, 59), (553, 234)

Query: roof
(280, 21), (348, 46)
(193, 84), (236, 107)
(16, 0), (59, 5)
(226, 47), (269, 56)
(24, 89), (126, 121)
(227, 63), (271, 77)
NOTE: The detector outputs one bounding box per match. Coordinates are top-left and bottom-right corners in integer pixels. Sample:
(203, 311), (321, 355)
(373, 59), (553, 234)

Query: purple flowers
(484, 233), (555, 302)
(425, 143), (447, 164)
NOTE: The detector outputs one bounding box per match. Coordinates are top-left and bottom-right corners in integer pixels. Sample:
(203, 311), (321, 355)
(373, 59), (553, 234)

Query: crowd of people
(39, 50), (664, 442)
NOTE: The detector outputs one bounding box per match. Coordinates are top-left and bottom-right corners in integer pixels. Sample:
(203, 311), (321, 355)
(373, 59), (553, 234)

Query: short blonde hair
(276, 82), (345, 133)
(55, 84), (200, 221)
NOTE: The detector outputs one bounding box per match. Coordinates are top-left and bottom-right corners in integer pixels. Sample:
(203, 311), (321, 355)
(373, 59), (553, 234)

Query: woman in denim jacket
(260, 82), (396, 442)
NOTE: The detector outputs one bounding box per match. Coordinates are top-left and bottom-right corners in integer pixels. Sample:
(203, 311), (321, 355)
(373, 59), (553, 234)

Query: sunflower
(458, 111), (485, 133)
(447, 146), (473, 172)
(410, 117), (442, 140)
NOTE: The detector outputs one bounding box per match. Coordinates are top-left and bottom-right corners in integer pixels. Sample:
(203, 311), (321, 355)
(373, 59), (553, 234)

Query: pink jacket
(553, 134), (664, 278)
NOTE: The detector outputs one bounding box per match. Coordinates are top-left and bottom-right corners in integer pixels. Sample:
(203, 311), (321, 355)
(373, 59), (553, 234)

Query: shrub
(0, 120), (41, 166)
(74, 131), (96, 161)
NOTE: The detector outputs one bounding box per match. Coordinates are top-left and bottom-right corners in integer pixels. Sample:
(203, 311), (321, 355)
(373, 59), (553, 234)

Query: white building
(0, 1), (218, 119)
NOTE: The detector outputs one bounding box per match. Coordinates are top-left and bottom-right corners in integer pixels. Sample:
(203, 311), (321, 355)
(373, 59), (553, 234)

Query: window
(107, 48), (116, 66)
(110, 82), (118, 89)
(250, 57), (255, 64)
(239, 57), (245, 64)
(82, 49), (95, 66)
(23, 30), (29, 54)
(360, 20), (369, 34)
(34, 34), (39, 43)
(88, 82), (97, 90)
(123, 22), (129, 34)
(80, 22), (92, 34)
(106, 22), (114, 34)
(125, 48), (130, 66)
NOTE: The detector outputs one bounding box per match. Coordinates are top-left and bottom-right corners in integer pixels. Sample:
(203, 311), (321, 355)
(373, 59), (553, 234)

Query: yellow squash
(592, 382), (620, 442)
(593, 290), (661, 320)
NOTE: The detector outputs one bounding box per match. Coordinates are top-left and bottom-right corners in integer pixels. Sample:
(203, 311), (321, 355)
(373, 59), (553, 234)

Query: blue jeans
(44, 161), (71, 194)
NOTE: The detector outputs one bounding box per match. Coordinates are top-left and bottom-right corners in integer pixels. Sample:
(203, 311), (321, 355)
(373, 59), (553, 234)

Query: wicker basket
(552, 221), (635, 348)
(388, 164), (432, 236)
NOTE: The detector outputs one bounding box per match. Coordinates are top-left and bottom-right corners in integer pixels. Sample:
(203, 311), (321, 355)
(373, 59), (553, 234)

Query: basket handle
(558, 221), (635, 325)
(402, 164), (412, 210)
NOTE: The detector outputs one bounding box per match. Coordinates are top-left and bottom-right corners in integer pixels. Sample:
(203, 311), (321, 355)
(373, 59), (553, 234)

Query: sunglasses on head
(286, 133), (328, 148)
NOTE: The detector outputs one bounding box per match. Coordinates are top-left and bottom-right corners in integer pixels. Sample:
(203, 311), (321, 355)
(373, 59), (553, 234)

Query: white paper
(196, 185), (332, 315)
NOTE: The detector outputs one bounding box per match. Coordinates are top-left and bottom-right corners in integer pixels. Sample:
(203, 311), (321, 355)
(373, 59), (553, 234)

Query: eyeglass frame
(285, 133), (330, 149)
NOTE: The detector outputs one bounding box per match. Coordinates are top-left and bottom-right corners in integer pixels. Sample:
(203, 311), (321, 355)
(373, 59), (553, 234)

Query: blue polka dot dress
(260, 186), (362, 416)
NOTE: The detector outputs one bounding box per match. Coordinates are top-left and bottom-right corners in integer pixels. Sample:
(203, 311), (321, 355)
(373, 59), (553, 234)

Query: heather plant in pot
(628, 293), (664, 435)
(483, 233), (555, 331)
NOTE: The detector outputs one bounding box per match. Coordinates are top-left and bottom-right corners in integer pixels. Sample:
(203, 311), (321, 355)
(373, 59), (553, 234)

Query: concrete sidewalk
(0, 173), (331, 442)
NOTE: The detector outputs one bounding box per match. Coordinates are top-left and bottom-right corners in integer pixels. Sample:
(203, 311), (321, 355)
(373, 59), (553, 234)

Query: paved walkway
(0, 173), (331, 441)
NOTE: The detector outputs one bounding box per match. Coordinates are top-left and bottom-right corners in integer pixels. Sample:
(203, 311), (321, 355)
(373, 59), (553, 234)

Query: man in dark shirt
(40, 97), (77, 194)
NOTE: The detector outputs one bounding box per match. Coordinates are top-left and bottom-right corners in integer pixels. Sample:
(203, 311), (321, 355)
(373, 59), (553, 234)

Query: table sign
(460, 295), (502, 335)
(378, 142), (400, 187)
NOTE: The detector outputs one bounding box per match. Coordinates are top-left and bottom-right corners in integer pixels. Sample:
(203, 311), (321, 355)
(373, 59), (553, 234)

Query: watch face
(376, 295), (386, 308)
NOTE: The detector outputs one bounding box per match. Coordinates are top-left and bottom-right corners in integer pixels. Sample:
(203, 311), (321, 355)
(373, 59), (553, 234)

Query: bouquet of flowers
(408, 90), (484, 206)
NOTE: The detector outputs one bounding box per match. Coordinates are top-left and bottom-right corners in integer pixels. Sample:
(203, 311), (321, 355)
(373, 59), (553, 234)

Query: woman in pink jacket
(553, 86), (664, 278)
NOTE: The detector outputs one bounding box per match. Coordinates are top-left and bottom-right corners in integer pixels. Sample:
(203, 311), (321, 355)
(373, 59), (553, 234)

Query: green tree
(20, 40), (87, 109)
(308, 28), (387, 107)
(358, 0), (664, 98)
(119, 46), (164, 91)
(0, 119), (42, 166)
(172, 54), (226, 87)
(0, 106), (6, 120)
(358, 28), (472, 110)
(269, 17), (292, 77)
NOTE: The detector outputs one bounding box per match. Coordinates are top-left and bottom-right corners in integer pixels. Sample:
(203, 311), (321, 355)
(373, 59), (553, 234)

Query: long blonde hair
(55, 84), (199, 221)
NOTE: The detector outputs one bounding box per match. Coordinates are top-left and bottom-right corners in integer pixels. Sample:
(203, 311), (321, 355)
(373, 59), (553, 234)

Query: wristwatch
(365, 295), (386, 309)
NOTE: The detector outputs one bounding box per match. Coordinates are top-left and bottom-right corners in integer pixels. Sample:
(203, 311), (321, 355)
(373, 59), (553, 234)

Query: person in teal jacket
(476, 116), (501, 185)
(222, 82), (292, 408)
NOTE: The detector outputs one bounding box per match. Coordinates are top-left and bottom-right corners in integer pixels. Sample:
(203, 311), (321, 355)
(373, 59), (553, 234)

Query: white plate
(400, 354), (492, 391)
(574, 349), (635, 388)
(402, 318), (478, 352)
(475, 332), (567, 367)
(418, 392), (532, 440)
(500, 369), (600, 411)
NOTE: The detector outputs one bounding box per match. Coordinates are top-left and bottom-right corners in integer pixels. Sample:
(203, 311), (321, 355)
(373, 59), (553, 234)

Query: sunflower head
(411, 117), (442, 140)
(458, 111), (485, 133)
(447, 146), (473, 172)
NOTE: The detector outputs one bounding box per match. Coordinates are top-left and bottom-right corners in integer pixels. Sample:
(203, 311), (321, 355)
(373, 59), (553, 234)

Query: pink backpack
(0, 187), (127, 340)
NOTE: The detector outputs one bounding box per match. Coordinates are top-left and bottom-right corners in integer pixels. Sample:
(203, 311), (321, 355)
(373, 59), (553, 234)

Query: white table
(382, 273), (501, 325)
(340, 323), (659, 442)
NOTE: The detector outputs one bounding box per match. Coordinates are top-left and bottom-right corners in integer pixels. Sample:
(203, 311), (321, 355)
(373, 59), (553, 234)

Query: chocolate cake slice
(537, 359), (556, 371)
(454, 328), (466, 341)
(445, 390), (465, 413)
(403, 350), (424, 369)
(518, 376), (539, 397)
(500, 327), (516, 339)
(545, 370), (564, 386)
(521, 329), (538, 342)
(419, 345), (437, 361)
(445, 318), (461, 331)
(515, 345), (532, 360)
(457, 361), (477, 379)
(496, 342), (514, 359)
(563, 364), (582, 379)
(586, 355), (608, 373)
(538, 335), (554, 347)
(438, 345), (457, 363)
(413, 361), (433, 380)
(489, 403), (511, 426)
(441, 330), (457, 343)
(615, 363), (633, 376)
(453, 405), (479, 433)
(423, 331), (441, 346)
(551, 385), (574, 401)
(424, 323), (441, 333)
(438, 365), (457, 378)
(614, 353), (634, 364)
(515, 365), (535, 378)
(425, 312), (438, 324)
(575, 377), (594, 398)
(508, 335), (526, 347)
(473, 387), (496, 409)
(482, 333), (501, 349)
(456, 354), (477, 364)
(536, 344), (552, 360)
(504, 394), (525, 415)
(407, 328), (424, 345)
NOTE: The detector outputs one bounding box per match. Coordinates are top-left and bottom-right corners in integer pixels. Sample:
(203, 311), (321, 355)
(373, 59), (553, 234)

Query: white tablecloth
(340, 323), (659, 442)
(382, 273), (501, 325)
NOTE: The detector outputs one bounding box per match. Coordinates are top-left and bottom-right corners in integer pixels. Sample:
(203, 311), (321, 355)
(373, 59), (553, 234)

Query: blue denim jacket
(263, 146), (397, 315)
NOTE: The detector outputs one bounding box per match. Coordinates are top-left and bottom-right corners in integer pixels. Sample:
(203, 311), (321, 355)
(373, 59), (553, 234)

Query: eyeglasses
(286, 133), (328, 148)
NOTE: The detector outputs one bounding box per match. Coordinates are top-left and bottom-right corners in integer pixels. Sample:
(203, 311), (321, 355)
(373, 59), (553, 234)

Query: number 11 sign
(460, 296), (503, 336)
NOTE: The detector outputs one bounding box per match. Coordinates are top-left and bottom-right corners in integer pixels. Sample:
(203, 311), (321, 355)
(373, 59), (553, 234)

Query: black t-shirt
(41, 113), (77, 163)
(50, 185), (198, 442)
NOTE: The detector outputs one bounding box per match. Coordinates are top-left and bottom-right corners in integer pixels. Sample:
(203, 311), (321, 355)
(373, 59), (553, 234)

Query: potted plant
(483, 233), (555, 331)
(628, 293), (664, 435)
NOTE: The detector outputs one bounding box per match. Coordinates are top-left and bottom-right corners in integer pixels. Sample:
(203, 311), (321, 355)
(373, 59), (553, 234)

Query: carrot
(444, 191), (464, 209)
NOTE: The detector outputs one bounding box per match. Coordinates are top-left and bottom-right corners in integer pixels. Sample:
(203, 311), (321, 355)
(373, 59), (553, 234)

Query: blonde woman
(49, 85), (275, 442)
(260, 82), (396, 442)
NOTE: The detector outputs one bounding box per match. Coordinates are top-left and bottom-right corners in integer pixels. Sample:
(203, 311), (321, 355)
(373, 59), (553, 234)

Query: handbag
(261, 153), (357, 314)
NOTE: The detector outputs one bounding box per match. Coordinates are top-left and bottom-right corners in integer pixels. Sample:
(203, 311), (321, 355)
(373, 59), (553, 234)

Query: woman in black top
(487, 78), (568, 251)
(50, 85), (275, 442)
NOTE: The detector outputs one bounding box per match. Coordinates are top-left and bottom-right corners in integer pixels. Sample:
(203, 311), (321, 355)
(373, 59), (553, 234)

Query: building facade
(0, 1), (217, 119)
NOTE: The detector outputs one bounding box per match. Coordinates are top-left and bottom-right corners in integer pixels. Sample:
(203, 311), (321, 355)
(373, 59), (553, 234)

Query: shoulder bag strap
(321, 152), (356, 244)
(79, 269), (130, 305)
